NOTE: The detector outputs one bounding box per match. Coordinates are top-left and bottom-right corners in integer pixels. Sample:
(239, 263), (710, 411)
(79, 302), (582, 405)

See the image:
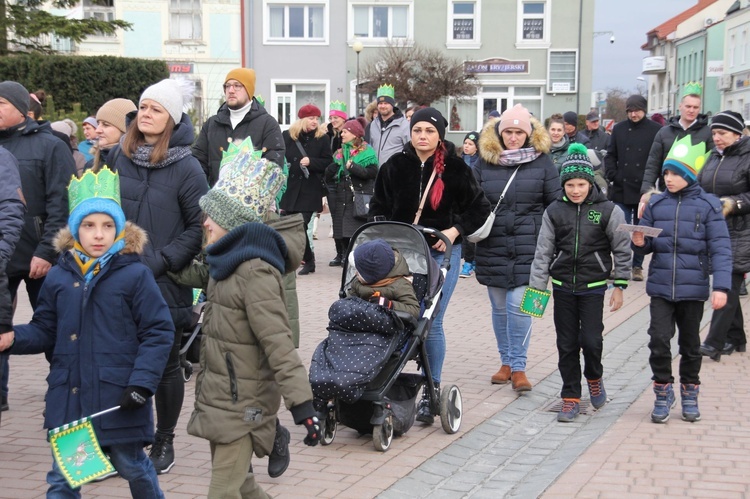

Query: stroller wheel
(320, 405), (337, 446)
(182, 361), (193, 382)
(372, 413), (394, 452)
(440, 384), (463, 434)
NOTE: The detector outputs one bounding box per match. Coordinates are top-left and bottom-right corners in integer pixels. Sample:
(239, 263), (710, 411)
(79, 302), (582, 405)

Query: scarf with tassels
(72, 234), (126, 283)
(333, 142), (378, 182)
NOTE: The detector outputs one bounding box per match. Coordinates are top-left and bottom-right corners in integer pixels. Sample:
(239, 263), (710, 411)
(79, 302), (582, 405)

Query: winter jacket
(325, 143), (378, 239)
(569, 131), (591, 146)
(633, 183), (732, 301)
(112, 113), (209, 329)
(462, 153), (479, 169)
(348, 249), (420, 318)
(0, 117), (76, 275)
(549, 137), (570, 171)
(78, 139), (95, 162)
(326, 122), (343, 155)
(605, 116), (662, 205)
(529, 186), (630, 293)
(586, 127), (610, 152)
(280, 125), (333, 213)
(11, 223), (174, 446)
(369, 142), (491, 247)
(0, 147), (25, 332)
(474, 117), (562, 289)
(368, 111), (411, 166)
(193, 99), (285, 187)
(698, 135), (750, 273)
(187, 222), (315, 453)
(641, 115), (713, 194)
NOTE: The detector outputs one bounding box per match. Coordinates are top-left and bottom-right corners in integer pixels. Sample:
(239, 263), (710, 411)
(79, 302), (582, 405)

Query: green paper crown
(67, 166), (121, 214)
(255, 94), (265, 107)
(377, 84), (395, 99)
(330, 100), (347, 113)
(220, 136), (263, 170)
(683, 81), (703, 97)
(663, 135), (709, 175)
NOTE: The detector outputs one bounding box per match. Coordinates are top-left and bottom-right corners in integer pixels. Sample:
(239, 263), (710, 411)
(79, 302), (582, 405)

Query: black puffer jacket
(641, 114), (713, 193)
(0, 147), (25, 332)
(113, 113), (209, 329)
(474, 117), (561, 289)
(280, 125), (333, 213)
(0, 118), (75, 275)
(605, 116), (662, 205)
(698, 135), (750, 273)
(193, 99), (285, 186)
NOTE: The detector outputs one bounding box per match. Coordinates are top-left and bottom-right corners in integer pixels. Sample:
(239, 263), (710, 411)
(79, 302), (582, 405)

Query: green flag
(48, 408), (117, 488)
(520, 287), (551, 318)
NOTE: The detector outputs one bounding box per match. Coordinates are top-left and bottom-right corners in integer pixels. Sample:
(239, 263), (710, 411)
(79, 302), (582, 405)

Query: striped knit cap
(560, 143), (595, 185)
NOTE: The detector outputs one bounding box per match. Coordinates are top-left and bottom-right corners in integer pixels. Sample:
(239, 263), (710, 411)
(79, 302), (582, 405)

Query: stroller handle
(414, 225), (453, 270)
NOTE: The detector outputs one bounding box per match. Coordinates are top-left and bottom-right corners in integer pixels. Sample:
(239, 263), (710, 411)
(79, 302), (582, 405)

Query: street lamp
(353, 40), (364, 117)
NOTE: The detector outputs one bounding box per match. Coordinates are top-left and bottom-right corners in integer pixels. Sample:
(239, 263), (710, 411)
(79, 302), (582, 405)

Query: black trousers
(647, 297), (703, 385)
(704, 272), (747, 350)
(461, 238), (475, 262)
(155, 327), (184, 434)
(553, 290), (604, 399)
(286, 211), (314, 262)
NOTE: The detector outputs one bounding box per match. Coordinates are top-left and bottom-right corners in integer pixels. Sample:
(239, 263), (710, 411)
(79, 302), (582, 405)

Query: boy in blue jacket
(633, 136), (732, 424)
(0, 166), (174, 498)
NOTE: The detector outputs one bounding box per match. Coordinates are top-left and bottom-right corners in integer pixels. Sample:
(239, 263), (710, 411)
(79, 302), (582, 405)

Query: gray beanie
(0, 81), (30, 117)
(140, 79), (184, 124)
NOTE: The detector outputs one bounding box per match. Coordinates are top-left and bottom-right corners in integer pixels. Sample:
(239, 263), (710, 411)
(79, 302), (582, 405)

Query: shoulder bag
(412, 168), (438, 226)
(466, 165), (521, 243)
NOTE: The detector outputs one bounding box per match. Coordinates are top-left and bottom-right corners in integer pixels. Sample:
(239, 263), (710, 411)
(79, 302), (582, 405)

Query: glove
(118, 386), (151, 411)
(721, 197), (737, 217)
(369, 292), (393, 309)
(301, 416), (320, 446)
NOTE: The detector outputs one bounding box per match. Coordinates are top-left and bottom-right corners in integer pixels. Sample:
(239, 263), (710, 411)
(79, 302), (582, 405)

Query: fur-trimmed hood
(477, 116), (551, 165)
(54, 221), (149, 255)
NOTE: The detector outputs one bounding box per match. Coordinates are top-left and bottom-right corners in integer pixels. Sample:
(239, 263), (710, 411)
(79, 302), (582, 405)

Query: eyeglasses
(223, 83), (244, 92)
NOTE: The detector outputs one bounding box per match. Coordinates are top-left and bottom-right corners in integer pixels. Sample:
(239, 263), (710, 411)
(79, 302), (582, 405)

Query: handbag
(466, 166), (521, 243)
(347, 174), (371, 220)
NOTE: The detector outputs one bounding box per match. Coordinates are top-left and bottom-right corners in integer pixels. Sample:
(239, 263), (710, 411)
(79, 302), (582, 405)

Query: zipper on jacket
(671, 195), (682, 301)
(711, 156), (725, 193)
(225, 353), (238, 403)
(694, 214), (701, 232)
(573, 204), (581, 290)
(418, 162), (425, 204)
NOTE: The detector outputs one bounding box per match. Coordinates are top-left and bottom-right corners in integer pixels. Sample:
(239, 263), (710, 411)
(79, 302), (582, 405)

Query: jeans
(487, 285), (531, 372)
(553, 290), (604, 399)
(615, 203), (644, 269)
(647, 297), (704, 385)
(425, 246), (461, 383)
(47, 442), (164, 498)
(3, 274), (45, 397)
(704, 271), (747, 350)
(155, 328), (183, 434)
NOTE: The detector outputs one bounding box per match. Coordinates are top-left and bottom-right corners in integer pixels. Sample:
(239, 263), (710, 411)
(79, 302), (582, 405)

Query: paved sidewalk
(1, 215), (749, 498)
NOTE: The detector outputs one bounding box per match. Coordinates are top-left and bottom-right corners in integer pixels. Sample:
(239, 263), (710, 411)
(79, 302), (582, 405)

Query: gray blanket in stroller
(309, 297), (407, 407)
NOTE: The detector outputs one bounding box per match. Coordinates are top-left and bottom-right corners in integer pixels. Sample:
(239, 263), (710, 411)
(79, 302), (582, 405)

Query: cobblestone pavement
(1, 215), (749, 498)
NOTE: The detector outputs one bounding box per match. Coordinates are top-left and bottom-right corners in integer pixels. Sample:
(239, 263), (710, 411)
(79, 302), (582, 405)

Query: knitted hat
(710, 110), (745, 135)
(0, 81), (30, 117)
(354, 239), (395, 284)
(51, 121), (73, 137)
(83, 116), (98, 129)
(329, 101), (347, 119)
(563, 111), (578, 127)
(140, 79), (185, 124)
(96, 98), (137, 134)
(625, 95), (647, 112)
(410, 107), (447, 141)
(67, 166), (126, 241)
(488, 110), (501, 119)
(560, 143), (595, 186)
(298, 104), (321, 119)
(63, 118), (78, 136)
(225, 68), (256, 96)
(662, 135), (709, 186)
(199, 136), (286, 231)
(342, 118), (365, 138)
(498, 104), (532, 136)
(464, 131), (479, 147)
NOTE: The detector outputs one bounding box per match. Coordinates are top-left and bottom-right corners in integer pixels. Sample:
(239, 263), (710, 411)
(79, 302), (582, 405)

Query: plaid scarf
(498, 147), (542, 166)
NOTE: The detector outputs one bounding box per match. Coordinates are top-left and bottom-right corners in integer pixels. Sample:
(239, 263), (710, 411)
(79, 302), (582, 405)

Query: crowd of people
(0, 71), (747, 497)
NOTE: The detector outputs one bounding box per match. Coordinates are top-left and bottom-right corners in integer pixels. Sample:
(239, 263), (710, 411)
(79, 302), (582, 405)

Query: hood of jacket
(264, 212), (306, 273)
(477, 116), (551, 165)
(54, 221), (148, 255)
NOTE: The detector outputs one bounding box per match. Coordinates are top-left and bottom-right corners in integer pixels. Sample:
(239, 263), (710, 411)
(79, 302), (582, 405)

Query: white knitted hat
(140, 79), (188, 124)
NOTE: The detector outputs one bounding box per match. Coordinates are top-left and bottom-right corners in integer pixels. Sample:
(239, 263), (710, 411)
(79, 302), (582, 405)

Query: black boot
(416, 383), (439, 425)
(149, 431), (175, 474)
(267, 420), (291, 478)
(329, 254), (343, 266)
(299, 256), (316, 275)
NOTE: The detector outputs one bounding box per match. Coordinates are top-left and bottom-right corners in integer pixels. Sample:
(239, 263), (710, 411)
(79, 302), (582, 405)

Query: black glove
(369, 292), (393, 309)
(301, 416), (320, 446)
(118, 386), (151, 411)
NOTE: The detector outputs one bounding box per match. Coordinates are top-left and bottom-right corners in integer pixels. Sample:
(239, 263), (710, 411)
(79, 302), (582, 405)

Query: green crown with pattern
(67, 166), (121, 214)
(330, 100), (347, 113)
(377, 84), (395, 99)
(663, 135), (710, 177)
(255, 94), (265, 107)
(683, 81), (703, 97)
(221, 136), (263, 170)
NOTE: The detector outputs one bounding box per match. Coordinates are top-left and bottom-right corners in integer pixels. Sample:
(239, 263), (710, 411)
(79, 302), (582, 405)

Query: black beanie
(464, 131), (479, 147)
(563, 111), (578, 127)
(410, 107), (447, 141)
(710, 110), (745, 135)
(0, 81), (30, 117)
(625, 95), (648, 112)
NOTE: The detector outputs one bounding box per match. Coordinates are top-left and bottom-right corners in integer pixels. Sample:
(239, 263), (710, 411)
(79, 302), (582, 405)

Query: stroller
(309, 221), (463, 452)
(179, 289), (206, 382)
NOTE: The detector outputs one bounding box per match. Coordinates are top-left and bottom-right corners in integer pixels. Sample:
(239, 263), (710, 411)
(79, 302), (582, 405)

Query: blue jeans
(615, 203), (644, 269)
(426, 246), (461, 384)
(487, 285), (532, 372)
(47, 442), (164, 498)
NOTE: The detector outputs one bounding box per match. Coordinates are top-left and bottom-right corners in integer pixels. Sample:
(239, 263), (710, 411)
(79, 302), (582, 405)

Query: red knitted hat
(342, 118), (364, 138)
(298, 104), (321, 119)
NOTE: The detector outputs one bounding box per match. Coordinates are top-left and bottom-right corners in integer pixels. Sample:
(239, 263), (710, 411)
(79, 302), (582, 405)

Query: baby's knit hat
(140, 79), (187, 124)
(560, 143), (595, 186)
(354, 239), (395, 284)
(97, 98), (137, 134)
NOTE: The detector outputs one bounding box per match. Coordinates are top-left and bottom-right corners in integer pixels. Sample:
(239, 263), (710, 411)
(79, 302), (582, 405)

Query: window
(517, 0), (549, 47)
(349, 2), (412, 43)
(547, 50), (577, 93)
(448, 98), (477, 133)
(272, 81), (328, 129)
(265, 2), (327, 44)
(83, 0), (116, 37)
(170, 0), (202, 41)
(447, 1), (480, 48)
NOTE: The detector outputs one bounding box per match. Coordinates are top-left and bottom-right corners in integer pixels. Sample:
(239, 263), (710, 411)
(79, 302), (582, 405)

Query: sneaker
(557, 398), (580, 422)
(268, 422), (291, 478)
(587, 378), (607, 410)
(680, 384), (701, 422)
(93, 466), (119, 482)
(651, 382), (675, 424)
(632, 267), (644, 282)
(149, 432), (175, 474)
(459, 261), (473, 278)
(416, 383), (439, 425)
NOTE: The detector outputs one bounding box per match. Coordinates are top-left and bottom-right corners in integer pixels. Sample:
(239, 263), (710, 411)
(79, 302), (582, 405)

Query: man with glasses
(194, 68), (285, 187)
(604, 95), (662, 281)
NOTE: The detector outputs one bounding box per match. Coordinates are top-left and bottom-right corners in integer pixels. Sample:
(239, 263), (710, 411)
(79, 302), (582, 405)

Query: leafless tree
(605, 87), (629, 123)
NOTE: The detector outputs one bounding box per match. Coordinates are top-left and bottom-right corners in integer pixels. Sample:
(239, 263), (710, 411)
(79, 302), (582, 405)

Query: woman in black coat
(280, 104), (333, 275)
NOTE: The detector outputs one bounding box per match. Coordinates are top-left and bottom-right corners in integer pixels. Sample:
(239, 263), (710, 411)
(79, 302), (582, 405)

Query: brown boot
(511, 371), (532, 392)
(491, 365), (512, 384)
